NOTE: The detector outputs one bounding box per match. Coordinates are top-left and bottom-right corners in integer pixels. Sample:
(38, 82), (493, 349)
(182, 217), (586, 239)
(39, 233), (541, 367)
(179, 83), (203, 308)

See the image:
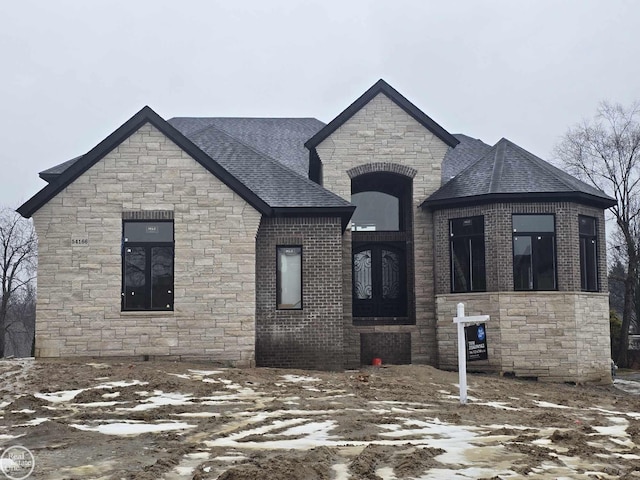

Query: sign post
(453, 302), (489, 404)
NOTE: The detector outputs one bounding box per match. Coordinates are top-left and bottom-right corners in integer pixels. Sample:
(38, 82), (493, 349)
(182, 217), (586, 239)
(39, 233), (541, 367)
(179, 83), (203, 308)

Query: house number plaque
(71, 235), (88, 246)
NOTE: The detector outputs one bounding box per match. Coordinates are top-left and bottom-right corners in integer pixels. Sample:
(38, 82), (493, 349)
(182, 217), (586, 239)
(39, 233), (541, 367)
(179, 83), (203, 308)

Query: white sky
(1, 0), (639, 210)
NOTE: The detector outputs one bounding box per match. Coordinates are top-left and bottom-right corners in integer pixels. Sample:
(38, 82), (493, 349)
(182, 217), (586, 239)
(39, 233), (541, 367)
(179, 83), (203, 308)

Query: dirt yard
(1, 358), (639, 479)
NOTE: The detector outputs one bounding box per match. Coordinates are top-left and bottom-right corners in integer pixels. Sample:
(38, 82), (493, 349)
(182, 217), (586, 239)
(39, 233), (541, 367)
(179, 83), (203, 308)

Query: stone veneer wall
(255, 217), (344, 370)
(436, 292), (611, 382)
(315, 93), (449, 367)
(32, 123), (261, 365)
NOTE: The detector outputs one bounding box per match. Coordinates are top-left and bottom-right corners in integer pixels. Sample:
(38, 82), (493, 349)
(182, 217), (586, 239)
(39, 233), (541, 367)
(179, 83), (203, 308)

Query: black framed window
(277, 246), (302, 309)
(122, 221), (174, 311)
(353, 243), (406, 317)
(512, 214), (556, 291)
(579, 216), (598, 291)
(450, 216), (486, 293)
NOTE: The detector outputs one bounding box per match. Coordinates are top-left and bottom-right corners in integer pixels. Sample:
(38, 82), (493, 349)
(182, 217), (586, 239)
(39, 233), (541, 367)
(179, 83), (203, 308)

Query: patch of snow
(0, 433), (25, 440)
(532, 400), (571, 409)
(331, 462), (350, 480)
(188, 369), (222, 376)
(93, 380), (148, 389)
(117, 392), (193, 411)
(215, 454), (247, 462)
(592, 417), (630, 438)
(17, 417), (49, 426)
(281, 374), (321, 383)
(186, 452), (210, 459)
(208, 418), (337, 450)
(86, 362), (111, 369)
(0, 401), (10, 409)
(73, 401), (122, 408)
(34, 389), (85, 403)
(375, 466), (399, 479)
(486, 424), (532, 430)
(614, 378), (640, 395)
(70, 420), (194, 435)
(175, 412), (218, 418)
(419, 467), (519, 479)
(167, 373), (191, 380)
(11, 409), (35, 414)
(279, 420), (335, 437)
(475, 401), (520, 411)
(102, 392), (120, 399)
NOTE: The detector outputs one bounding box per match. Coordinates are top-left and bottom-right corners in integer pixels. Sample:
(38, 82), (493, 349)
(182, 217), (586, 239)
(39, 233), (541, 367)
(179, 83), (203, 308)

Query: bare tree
(0, 208), (37, 357)
(556, 101), (640, 368)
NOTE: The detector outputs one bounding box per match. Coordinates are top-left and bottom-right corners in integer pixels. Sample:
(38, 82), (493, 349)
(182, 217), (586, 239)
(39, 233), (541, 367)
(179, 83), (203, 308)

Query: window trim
(449, 216), (486, 293)
(512, 213), (558, 291)
(121, 220), (175, 312)
(276, 245), (303, 310)
(579, 215), (599, 292)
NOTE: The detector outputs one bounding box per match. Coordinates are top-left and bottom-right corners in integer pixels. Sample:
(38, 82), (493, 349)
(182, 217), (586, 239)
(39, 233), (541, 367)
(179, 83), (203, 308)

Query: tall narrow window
(512, 214), (556, 291)
(122, 221), (174, 310)
(277, 246), (302, 309)
(450, 216), (486, 292)
(579, 216), (598, 291)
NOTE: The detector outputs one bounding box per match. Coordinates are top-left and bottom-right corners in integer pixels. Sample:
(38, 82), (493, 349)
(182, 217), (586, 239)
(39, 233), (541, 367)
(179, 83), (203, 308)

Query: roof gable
(424, 138), (616, 209)
(17, 106), (272, 218)
(304, 79), (459, 150)
(18, 107), (355, 228)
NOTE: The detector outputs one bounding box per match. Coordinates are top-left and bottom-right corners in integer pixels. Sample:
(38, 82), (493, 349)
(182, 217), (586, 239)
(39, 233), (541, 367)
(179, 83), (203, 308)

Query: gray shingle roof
(39, 155), (83, 181)
(33, 112), (350, 210)
(19, 106), (354, 226)
(168, 117), (324, 177)
(425, 138), (616, 208)
(169, 119), (351, 208)
(441, 134), (492, 184)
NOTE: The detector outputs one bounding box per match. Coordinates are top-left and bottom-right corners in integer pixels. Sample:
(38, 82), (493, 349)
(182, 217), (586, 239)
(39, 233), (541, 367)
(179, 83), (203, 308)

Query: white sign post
(453, 302), (489, 404)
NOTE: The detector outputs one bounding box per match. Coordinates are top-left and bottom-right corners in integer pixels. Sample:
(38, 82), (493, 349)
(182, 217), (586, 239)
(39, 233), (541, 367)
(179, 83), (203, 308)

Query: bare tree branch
(555, 100), (640, 367)
(0, 207), (37, 357)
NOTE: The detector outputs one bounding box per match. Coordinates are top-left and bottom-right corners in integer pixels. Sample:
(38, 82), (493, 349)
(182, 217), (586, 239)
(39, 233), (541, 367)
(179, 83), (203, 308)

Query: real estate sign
(465, 323), (488, 361)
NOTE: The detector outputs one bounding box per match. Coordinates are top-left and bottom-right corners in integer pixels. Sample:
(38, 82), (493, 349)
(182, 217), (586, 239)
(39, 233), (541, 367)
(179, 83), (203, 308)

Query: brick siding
(255, 217), (344, 370)
(360, 332), (411, 365)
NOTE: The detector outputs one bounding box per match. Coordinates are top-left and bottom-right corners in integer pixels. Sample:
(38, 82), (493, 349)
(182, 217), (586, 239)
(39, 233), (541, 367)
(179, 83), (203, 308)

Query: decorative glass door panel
(353, 244), (406, 317)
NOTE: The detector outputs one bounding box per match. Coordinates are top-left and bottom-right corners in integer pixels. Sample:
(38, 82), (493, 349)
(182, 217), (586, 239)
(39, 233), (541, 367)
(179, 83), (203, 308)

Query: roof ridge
(503, 138), (579, 191)
(442, 141), (500, 183)
(170, 116), (323, 121)
(489, 140), (506, 193)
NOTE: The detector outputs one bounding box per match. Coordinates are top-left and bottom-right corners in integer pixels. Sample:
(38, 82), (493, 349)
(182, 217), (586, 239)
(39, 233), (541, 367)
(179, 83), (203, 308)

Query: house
(17, 80), (615, 382)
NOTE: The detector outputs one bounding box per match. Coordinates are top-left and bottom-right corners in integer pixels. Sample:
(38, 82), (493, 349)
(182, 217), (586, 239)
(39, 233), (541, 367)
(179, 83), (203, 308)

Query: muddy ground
(1, 359), (639, 479)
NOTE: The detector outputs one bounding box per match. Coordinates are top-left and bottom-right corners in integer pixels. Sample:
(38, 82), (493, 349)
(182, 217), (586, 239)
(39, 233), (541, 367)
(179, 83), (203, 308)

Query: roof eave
(304, 79), (459, 150)
(421, 192), (617, 210)
(272, 206), (356, 231)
